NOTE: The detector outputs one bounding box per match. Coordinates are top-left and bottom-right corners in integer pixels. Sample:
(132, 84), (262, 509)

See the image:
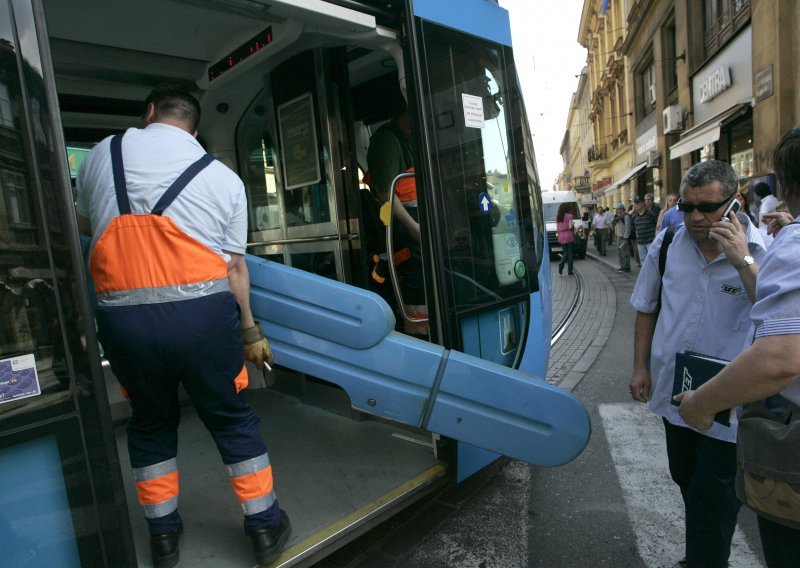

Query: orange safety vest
(90, 134), (229, 305)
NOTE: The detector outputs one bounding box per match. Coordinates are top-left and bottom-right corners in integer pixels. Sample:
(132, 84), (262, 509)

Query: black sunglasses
(677, 197), (732, 213)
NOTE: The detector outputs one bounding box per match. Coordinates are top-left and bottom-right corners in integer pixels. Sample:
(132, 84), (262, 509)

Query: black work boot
(150, 526), (182, 568)
(251, 510), (291, 566)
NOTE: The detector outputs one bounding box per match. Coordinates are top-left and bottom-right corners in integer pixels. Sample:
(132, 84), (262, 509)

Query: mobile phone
(720, 198), (740, 222)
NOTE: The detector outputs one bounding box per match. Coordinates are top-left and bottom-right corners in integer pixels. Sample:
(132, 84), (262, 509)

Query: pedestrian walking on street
(592, 206), (609, 255)
(611, 203), (631, 272)
(677, 127), (800, 568)
(631, 194), (658, 261)
(629, 159), (767, 568)
(657, 193), (681, 231)
(556, 202), (576, 275)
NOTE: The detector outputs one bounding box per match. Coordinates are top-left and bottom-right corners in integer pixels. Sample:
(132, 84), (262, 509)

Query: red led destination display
(208, 27), (273, 81)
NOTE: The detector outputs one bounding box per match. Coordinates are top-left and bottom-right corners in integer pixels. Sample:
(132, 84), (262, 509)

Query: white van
(541, 190), (587, 259)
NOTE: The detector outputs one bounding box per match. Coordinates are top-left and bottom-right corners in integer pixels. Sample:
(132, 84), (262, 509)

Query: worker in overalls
(76, 85), (290, 568)
(366, 107), (428, 337)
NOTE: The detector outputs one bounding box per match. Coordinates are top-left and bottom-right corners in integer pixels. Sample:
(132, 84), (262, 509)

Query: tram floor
(115, 384), (444, 567)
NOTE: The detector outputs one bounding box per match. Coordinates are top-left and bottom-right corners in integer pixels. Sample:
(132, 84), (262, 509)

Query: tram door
(404, 1), (546, 480)
(240, 48), (363, 285)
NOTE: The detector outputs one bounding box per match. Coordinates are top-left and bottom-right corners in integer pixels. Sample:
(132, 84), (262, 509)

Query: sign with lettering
(0, 354), (40, 405)
(755, 65), (773, 103)
(699, 66), (732, 103)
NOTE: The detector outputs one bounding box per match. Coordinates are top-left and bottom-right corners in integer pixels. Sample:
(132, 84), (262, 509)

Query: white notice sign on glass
(462, 93), (485, 129)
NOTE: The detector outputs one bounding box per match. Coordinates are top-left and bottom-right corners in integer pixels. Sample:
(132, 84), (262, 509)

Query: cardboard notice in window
(462, 93), (485, 129)
(0, 354), (40, 405)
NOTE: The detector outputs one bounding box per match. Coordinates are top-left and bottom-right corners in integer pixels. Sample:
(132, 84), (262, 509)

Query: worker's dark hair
(773, 127), (800, 201)
(144, 84), (201, 132)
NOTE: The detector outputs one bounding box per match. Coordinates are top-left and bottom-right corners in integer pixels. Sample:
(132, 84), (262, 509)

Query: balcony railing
(588, 145), (607, 163)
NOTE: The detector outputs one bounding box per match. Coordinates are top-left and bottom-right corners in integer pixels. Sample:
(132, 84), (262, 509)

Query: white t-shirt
(76, 123), (247, 262)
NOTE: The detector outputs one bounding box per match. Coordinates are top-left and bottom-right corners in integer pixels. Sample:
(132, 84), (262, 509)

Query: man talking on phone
(628, 160), (766, 568)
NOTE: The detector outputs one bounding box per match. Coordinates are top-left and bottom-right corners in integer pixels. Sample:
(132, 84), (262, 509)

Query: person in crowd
(367, 106), (428, 336)
(631, 195), (658, 260)
(605, 206), (615, 245)
(645, 192), (661, 218)
(611, 203), (631, 272)
(657, 193), (681, 231)
(556, 202), (576, 276)
(629, 159), (766, 568)
(754, 181), (779, 247)
(76, 85), (290, 567)
(735, 190), (758, 225)
(592, 206), (608, 256)
(581, 210), (591, 241)
(677, 127), (800, 568)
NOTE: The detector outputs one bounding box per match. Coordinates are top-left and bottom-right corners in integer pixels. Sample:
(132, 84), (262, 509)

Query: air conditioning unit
(663, 105), (683, 133)
(648, 84), (657, 105)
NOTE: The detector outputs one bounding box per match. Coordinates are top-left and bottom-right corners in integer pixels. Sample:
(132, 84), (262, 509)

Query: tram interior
(42, 0), (445, 565)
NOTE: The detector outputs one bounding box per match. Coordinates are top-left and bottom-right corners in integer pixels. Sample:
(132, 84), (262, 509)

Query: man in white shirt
(629, 159), (766, 568)
(592, 207), (608, 255)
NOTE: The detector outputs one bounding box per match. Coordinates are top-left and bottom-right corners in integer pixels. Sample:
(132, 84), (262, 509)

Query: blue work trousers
(96, 291), (280, 534)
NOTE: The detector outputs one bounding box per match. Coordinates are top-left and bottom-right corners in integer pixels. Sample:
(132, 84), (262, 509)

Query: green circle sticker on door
(514, 260), (526, 279)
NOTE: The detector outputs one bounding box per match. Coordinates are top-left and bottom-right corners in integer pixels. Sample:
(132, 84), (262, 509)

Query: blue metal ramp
(248, 255), (590, 467)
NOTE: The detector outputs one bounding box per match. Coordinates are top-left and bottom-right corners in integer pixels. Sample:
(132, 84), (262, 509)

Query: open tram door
(399, 0), (553, 480)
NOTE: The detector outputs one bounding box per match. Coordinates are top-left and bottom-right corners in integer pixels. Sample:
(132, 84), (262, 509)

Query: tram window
(418, 23), (528, 310)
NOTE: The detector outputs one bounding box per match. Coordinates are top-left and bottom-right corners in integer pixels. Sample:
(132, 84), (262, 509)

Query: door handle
(386, 172), (428, 325)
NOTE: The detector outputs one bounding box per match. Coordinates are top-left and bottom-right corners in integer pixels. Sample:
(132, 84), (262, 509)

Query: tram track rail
(550, 267), (583, 346)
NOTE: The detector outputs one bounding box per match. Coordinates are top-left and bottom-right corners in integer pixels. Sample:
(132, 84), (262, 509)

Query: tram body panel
(0, 0), (584, 565)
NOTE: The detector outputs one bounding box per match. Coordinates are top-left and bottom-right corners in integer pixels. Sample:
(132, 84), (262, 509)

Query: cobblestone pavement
(547, 255), (616, 390)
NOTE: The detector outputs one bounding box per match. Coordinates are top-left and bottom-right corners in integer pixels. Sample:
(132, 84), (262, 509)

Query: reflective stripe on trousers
(133, 458), (179, 518)
(227, 453), (277, 515)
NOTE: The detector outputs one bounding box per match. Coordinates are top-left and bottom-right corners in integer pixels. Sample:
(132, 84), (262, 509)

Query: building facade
(573, 0), (799, 213)
(559, 67), (594, 207)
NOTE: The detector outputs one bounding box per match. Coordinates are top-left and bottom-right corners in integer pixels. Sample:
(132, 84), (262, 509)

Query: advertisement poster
(0, 354), (41, 405)
(278, 93), (321, 190)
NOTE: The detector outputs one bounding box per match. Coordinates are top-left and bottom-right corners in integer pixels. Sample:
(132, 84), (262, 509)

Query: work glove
(242, 323), (274, 370)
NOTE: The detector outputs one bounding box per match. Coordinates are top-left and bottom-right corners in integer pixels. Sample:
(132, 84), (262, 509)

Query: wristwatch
(733, 255), (755, 270)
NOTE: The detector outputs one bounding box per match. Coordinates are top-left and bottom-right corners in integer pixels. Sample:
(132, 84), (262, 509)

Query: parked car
(542, 190), (587, 260)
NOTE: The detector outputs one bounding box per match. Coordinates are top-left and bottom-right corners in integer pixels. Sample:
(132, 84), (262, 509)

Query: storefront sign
(592, 177), (611, 191)
(755, 65), (773, 103)
(635, 126), (657, 163)
(698, 66), (731, 103)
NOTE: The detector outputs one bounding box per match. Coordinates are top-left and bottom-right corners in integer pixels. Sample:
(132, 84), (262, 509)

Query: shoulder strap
(110, 133), (131, 215)
(659, 226), (677, 277)
(110, 133), (216, 216)
(151, 154), (216, 216)
(656, 226), (677, 315)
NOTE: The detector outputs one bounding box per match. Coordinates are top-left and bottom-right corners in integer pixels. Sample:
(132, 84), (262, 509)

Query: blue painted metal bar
(247, 255), (590, 467)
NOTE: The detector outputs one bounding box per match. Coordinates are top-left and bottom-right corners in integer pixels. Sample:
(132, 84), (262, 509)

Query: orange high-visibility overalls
(90, 133), (281, 535)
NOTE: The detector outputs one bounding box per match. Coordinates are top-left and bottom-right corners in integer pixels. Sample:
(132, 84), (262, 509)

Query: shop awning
(600, 162), (647, 196)
(669, 102), (752, 160)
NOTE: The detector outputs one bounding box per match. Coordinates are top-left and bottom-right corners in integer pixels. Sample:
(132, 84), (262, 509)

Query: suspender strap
(110, 134), (131, 215)
(151, 154), (216, 216)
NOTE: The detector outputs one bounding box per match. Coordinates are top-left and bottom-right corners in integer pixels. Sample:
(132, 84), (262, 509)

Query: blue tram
(0, 0), (589, 565)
